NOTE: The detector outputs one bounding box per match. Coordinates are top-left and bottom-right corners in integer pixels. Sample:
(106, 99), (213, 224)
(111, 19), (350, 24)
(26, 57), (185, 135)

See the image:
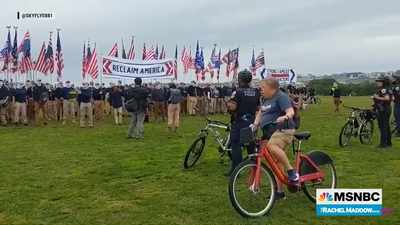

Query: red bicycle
(228, 122), (337, 218)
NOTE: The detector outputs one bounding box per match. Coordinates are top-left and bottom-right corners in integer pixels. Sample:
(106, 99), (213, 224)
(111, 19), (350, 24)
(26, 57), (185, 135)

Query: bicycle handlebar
(193, 107), (230, 127)
(342, 105), (364, 111)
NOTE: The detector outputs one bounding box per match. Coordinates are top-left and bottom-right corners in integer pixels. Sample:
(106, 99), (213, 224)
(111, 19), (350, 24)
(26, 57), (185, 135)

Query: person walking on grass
(78, 82), (94, 128)
(126, 77), (149, 139)
(166, 83), (182, 132)
(61, 81), (77, 125)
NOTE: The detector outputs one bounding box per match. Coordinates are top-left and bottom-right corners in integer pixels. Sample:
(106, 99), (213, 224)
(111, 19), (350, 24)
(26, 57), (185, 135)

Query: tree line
(307, 78), (377, 96)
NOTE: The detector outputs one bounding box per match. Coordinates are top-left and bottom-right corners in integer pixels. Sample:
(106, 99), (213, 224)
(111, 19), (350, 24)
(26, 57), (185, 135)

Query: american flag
(82, 41), (86, 79)
(249, 48), (256, 76)
(128, 37), (135, 60)
(194, 40), (202, 74)
(45, 33), (54, 75)
(225, 49), (231, 77)
(19, 31), (33, 71)
(1, 29), (12, 71)
(55, 30), (64, 80)
(174, 45), (178, 79)
(121, 39), (127, 59)
(108, 42), (118, 57)
(154, 45), (158, 60)
(206, 44), (216, 77)
(188, 47), (195, 70)
(11, 29), (18, 73)
(144, 45), (155, 60)
(34, 42), (48, 74)
(20, 56), (25, 74)
(142, 43), (146, 60)
(160, 45), (166, 59)
(215, 48), (221, 80)
(86, 40), (92, 76)
(232, 47), (240, 78)
(181, 45), (189, 74)
(87, 44), (98, 79)
(200, 48), (205, 81)
(255, 51), (265, 70)
(0, 43), (7, 61)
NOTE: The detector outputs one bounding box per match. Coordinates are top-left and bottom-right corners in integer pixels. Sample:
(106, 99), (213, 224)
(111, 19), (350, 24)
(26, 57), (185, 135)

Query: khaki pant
(167, 103), (180, 127)
(153, 101), (165, 121)
(5, 104), (12, 121)
(80, 102), (93, 127)
(28, 99), (35, 121)
(93, 100), (104, 121)
(14, 102), (28, 124)
(180, 98), (187, 114)
(62, 100), (76, 121)
(217, 98), (224, 113)
(210, 98), (217, 113)
(34, 101), (48, 123)
(333, 97), (340, 115)
(0, 105), (6, 125)
(74, 101), (79, 116)
(56, 99), (63, 120)
(202, 98), (210, 113)
(47, 101), (57, 120)
(268, 129), (295, 149)
(187, 96), (197, 115)
(101, 101), (105, 117)
(197, 97), (203, 111)
(113, 107), (122, 124)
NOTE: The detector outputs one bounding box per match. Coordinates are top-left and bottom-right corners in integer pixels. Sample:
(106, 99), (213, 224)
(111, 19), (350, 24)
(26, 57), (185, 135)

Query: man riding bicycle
(251, 77), (298, 199)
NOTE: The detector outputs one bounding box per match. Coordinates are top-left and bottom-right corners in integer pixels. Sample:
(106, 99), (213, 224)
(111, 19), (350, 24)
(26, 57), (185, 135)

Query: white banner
(102, 55), (175, 79)
(259, 68), (297, 84)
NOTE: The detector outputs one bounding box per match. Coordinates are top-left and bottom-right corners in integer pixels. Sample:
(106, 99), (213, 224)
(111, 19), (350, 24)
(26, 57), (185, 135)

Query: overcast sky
(1, 0), (400, 84)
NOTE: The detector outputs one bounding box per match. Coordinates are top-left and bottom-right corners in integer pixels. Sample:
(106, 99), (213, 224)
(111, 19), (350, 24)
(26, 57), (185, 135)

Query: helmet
(376, 75), (389, 82)
(238, 69), (252, 84)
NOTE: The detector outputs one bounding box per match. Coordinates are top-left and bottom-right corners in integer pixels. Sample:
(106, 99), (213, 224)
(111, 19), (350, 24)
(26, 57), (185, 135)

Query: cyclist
(224, 69), (260, 177)
(308, 85), (317, 103)
(251, 77), (298, 199)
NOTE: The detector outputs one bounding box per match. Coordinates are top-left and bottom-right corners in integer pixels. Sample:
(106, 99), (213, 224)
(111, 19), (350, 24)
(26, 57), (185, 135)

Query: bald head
(261, 77), (280, 90)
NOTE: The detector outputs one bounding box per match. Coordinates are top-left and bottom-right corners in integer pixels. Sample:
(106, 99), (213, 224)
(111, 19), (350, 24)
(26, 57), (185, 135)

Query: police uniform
(374, 79), (392, 148)
(226, 70), (260, 176)
(392, 81), (400, 135)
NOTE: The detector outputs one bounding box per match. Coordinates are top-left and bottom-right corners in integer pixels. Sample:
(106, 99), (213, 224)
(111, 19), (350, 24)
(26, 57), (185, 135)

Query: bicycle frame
(249, 138), (324, 191)
(347, 110), (368, 136)
(199, 123), (230, 150)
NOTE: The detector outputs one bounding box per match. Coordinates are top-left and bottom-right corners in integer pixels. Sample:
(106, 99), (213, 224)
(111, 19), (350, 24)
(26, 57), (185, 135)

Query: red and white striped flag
(55, 30), (64, 80)
(142, 43), (146, 60)
(34, 42), (47, 75)
(82, 41), (86, 79)
(174, 45), (178, 79)
(181, 45), (188, 74)
(160, 45), (166, 59)
(45, 33), (55, 75)
(108, 42), (118, 57)
(87, 46), (98, 79)
(128, 37), (135, 60)
(144, 46), (155, 60)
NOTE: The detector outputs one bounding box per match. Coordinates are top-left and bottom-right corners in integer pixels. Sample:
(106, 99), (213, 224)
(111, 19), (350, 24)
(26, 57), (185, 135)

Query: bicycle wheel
(183, 137), (206, 169)
(315, 98), (321, 105)
(302, 162), (337, 203)
(391, 119), (397, 134)
(228, 160), (277, 218)
(359, 121), (374, 144)
(339, 122), (353, 147)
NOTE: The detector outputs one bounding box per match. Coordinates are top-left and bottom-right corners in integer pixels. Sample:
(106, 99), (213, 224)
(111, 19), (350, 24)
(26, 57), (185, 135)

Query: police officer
(225, 69), (260, 176)
(374, 76), (392, 148)
(392, 77), (400, 136)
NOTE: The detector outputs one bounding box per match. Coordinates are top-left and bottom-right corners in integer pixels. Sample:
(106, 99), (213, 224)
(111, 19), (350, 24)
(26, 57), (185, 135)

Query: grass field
(0, 96), (399, 225)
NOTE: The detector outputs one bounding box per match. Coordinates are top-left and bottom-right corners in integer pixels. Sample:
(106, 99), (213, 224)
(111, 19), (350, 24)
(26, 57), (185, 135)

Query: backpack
(275, 91), (300, 129)
(124, 88), (139, 112)
(169, 89), (182, 104)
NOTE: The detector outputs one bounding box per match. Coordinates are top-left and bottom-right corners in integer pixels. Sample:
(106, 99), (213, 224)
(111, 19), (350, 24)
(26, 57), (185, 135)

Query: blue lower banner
(316, 204), (382, 216)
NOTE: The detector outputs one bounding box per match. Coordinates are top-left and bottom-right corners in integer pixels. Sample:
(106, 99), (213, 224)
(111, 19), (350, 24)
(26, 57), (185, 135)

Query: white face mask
(95, 85), (100, 89)
(66, 84), (71, 88)
(37, 82), (42, 86)
(83, 85), (88, 89)
(156, 85), (161, 89)
(16, 84), (22, 89)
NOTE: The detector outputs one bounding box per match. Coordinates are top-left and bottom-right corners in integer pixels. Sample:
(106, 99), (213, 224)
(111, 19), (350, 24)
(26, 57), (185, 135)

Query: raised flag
(174, 45), (178, 79)
(45, 33), (55, 75)
(34, 42), (47, 74)
(87, 44), (98, 79)
(194, 40), (201, 74)
(128, 37), (135, 60)
(225, 49), (231, 77)
(215, 48), (221, 80)
(181, 45), (189, 74)
(249, 47), (256, 76)
(255, 50), (265, 70)
(154, 45), (158, 60)
(18, 31), (33, 71)
(160, 45), (166, 60)
(144, 45), (155, 60)
(200, 48), (205, 81)
(86, 40), (92, 73)
(142, 43), (146, 60)
(56, 30), (64, 80)
(1, 29), (12, 71)
(82, 41), (86, 79)
(121, 39), (127, 59)
(208, 44), (216, 77)
(11, 29), (18, 73)
(108, 42), (118, 57)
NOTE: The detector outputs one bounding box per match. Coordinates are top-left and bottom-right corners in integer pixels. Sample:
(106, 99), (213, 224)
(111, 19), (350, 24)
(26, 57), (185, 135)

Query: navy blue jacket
(61, 87), (73, 100)
(109, 90), (123, 108)
(80, 89), (92, 103)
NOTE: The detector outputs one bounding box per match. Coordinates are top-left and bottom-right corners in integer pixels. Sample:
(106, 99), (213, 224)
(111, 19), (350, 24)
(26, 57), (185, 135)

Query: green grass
(0, 96), (399, 225)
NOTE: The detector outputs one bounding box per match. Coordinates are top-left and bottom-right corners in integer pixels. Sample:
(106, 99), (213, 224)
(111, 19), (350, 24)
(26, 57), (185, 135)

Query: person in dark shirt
(108, 83), (123, 125)
(221, 83), (231, 114)
(126, 77), (150, 139)
(26, 81), (35, 122)
(186, 81), (197, 115)
(61, 81), (77, 124)
(32, 79), (48, 125)
(46, 83), (57, 121)
(197, 85), (204, 111)
(78, 82), (93, 128)
(329, 82), (342, 115)
(178, 83), (187, 114)
(55, 81), (63, 121)
(12, 82), (28, 125)
(0, 79), (11, 125)
(92, 82), (105, 121)
(203, 84), (211, 113)
(151, 82), (166, 121)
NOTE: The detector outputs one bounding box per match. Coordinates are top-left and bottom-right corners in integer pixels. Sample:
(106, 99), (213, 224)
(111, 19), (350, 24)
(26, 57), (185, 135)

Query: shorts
(268, 129), (295, 149)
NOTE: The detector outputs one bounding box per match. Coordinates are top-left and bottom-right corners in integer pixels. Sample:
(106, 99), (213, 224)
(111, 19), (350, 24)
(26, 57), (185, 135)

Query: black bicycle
(339, 105), (376, 147)
(308, 95), (321, 105)
(391, 118), (397, 134)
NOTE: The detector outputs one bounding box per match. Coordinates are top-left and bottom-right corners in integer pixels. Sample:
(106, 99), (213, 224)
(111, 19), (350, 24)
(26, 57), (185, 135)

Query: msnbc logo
(319, 193), (333, 202)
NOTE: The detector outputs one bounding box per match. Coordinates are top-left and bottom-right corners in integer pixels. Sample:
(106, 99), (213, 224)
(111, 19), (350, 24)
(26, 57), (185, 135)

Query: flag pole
(48, 31), (53, 84)
(13, 26), (19, 82)
(100, 54), (103, 85)
(56, 28), (61, 83)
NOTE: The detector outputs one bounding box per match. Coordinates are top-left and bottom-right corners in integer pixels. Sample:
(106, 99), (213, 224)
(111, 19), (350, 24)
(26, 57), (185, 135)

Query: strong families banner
(102, 55), (174, 79)
(260, 68), (297, 84)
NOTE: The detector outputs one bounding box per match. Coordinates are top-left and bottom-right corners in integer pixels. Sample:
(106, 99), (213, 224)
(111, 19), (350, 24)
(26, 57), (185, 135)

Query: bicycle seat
(294, 131), (311, 140)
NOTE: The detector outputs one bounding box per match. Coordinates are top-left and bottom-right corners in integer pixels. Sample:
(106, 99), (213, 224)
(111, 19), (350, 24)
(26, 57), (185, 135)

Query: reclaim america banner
(102, 55), (175, 79)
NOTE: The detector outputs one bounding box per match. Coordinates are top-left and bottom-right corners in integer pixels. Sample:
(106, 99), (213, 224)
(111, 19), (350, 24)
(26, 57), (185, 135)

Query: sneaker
(266, 192), (286, 201)
(287, 169), (299, 183)
(62, 121), (66, 125)
(378, 145), (388, 149)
